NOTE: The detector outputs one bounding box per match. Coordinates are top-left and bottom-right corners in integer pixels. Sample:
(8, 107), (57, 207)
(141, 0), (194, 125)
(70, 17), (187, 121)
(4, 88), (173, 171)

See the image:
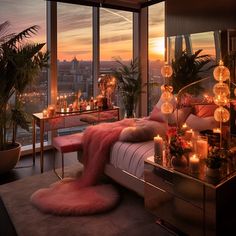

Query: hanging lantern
(161, 63), (173, 78)
(161, 91), (173, 101)
(214, 106), (230, 123)
(213, 60), (230, 82)
(161, 102), (174, 114)
(213, 82), (230, 96)
(213, 95), (229, 106)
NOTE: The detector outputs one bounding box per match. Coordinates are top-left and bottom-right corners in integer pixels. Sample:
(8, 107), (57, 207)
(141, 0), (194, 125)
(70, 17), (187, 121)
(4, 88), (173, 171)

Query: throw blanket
(78, 118), (135, 187)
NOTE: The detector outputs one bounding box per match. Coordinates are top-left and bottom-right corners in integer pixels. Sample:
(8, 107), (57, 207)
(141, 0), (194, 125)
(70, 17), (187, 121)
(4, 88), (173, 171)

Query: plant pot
(0, 142), (21, 174)
(171, 155), (187, 168)
(206, 167), (221, 178)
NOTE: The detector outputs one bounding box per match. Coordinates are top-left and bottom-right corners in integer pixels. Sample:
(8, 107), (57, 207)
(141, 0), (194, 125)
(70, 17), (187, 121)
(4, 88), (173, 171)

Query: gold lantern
(213, 60), (230, 82)
(214, 106), (230, 123)
(161, 102), (174, 114)
(161, 63), (173, 78)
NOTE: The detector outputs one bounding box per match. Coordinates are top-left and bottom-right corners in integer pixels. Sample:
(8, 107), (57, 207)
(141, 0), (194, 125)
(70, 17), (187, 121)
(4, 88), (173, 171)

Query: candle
(185, 129), (193, 141)
(189, 154), (200, 173)
(213, 128), (221, 134)
(196, 136), (208, 159)
(154, 135), (163, 162)
(42, 109), (48, 117)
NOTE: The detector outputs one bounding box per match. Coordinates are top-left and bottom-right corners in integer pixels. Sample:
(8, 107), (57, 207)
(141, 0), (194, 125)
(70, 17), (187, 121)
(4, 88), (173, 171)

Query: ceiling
(47, 0), (163, 12)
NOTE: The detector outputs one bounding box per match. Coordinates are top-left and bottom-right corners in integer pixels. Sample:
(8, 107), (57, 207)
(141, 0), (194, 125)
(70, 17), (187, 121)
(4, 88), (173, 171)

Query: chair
(52, 132), (83, 179)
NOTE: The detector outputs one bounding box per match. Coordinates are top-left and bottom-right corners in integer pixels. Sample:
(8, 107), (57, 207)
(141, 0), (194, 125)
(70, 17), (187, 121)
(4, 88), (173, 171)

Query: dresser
(144, 156), (236, 236)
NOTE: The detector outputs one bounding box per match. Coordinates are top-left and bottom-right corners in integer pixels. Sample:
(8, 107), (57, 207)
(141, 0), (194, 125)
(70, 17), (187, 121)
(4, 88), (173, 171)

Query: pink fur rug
(30, 180), (119, 215)
(31, 119), (135, 215)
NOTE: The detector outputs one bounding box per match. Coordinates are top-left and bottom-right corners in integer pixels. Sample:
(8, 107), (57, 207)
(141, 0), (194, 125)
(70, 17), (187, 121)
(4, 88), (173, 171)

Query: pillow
(173, 107), (193, 126)
(119, 120), (166, 142)
(194, 104), (217, 118)
(186, 114), (218, 132)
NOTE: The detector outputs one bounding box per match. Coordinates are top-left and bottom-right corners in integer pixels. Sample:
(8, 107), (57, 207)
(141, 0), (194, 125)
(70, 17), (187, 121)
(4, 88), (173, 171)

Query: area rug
(0, 164), (170, 236)
(31, 180), (120, 215)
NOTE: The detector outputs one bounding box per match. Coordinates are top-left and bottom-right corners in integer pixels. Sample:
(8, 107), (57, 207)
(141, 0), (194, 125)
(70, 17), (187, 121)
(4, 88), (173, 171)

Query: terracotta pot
(206, 167), (221, 178)
(171, 155), (187, 168)
(0, 142), (21, 174)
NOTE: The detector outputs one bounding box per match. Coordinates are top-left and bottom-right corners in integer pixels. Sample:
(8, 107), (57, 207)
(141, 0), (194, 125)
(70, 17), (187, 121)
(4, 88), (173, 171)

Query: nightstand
(144, 156), (236, 236)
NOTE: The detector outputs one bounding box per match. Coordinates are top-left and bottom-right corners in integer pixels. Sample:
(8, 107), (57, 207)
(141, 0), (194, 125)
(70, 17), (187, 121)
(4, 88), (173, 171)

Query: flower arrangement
(205, 146), (227, 169)
(167, 127), (192, 158)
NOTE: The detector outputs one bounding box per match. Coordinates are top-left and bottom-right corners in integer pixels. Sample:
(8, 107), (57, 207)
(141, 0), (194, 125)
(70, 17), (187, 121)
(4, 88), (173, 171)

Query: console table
(32, 107), (119, 173)
(144, 156), (236, 236)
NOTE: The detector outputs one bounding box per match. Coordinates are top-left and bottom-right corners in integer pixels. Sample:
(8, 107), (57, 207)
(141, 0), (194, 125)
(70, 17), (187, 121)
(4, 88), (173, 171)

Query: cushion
(53, 133), (83, 153)
(173, 107), (193, 126)
(119, 119), (166, 142)
(194, 104), (217, 118)
(186, 114), (218, 131)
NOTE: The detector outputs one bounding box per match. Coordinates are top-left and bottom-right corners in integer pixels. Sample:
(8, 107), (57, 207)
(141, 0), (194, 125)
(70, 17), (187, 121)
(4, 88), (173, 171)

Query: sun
(151, 37), (165, 59)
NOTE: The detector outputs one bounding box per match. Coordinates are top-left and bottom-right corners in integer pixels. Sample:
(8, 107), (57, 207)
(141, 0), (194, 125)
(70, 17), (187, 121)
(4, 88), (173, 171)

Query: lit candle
(213, 128), (221, 134)
(196, 137), (208, 159)
(154, 135), (163, 162)
(185, 129), (193, 141)
(189, 154), (200, 173)
(42, 109), (48, 117)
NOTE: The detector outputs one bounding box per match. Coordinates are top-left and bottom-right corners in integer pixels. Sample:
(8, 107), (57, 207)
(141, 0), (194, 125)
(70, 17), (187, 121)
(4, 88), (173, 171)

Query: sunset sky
(0, 0), (214, 62)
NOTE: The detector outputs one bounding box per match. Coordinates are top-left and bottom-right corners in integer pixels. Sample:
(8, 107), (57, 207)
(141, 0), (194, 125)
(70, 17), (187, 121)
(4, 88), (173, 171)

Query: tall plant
(112, 58), (141, 118)
(0, 21), (49, 151)
(172, 49), (212, 94)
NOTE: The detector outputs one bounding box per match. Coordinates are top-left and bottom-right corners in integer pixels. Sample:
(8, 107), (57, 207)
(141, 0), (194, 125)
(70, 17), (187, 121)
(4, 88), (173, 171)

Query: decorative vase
(124, 99), (136, 118)
(206, 167), (221, 178)
(171, 155), (187, 168)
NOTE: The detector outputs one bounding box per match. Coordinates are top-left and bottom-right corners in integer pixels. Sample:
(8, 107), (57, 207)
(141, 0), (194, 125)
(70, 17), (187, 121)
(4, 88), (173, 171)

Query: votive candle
(154, 135), (163, 161)
(189, 154), (200, 173)
(42, 109), (48, 117)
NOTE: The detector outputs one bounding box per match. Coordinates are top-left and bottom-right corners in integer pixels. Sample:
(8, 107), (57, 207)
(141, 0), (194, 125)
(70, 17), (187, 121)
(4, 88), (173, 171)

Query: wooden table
(32, 107), (119, 173)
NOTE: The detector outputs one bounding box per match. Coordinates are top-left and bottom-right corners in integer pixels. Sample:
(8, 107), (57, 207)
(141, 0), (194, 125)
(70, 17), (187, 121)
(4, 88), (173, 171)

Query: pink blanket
(78, 118), (135, 187)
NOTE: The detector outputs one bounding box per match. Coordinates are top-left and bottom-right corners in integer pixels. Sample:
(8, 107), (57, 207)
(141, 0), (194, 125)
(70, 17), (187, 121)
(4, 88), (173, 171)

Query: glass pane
(100, 8), (133, 116)
(0, 0), (47, 147)
(57, 3), (92, 102)
(148, 2), (165, 113)
(57, 3), (92, 134)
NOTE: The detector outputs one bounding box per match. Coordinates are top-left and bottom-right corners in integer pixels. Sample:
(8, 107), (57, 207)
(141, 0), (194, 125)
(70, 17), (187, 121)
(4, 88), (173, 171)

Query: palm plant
(172, 49), (213, 94)
(0, 21), (49, 151)
(112, 58), (141, 118)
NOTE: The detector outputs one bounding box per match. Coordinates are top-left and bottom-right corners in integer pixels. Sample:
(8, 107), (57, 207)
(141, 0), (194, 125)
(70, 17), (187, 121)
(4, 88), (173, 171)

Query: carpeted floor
(0, 164), (173, 236)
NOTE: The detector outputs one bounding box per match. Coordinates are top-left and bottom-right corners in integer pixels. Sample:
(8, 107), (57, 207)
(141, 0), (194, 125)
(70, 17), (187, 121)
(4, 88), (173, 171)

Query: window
(0, 0), (47, 147)
(100, 8), (133, 113)
(57, 3), (93, 105)
(148, 3), (165, 113)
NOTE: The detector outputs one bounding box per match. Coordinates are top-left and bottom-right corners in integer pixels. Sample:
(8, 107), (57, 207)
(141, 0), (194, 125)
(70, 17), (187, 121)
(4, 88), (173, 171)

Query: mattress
(109, 140), (154, 179)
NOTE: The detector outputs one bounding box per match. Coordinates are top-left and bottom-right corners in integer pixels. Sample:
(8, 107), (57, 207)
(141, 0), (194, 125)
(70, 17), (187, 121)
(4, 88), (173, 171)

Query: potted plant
(205, 146), (227, 177)
(172, 49), (212, 94)
(0, 21), (49, 174)
(112, 58), (141, 118)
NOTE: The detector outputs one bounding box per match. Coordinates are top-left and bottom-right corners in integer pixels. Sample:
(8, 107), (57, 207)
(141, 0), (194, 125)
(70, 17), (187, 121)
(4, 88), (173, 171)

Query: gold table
(32, 107), (120, 173)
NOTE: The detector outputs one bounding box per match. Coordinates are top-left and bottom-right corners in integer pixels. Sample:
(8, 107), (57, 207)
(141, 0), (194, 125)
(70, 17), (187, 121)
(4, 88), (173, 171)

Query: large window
(57, 3), (92, 105)
(0, 0), (47, 147)
(100, 8), (133, 112)
(148, 2), (165, 113)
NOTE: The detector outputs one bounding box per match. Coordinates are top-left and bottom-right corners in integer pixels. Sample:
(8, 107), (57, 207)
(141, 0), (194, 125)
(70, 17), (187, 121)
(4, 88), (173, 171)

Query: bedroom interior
(1, 0), (236, 235)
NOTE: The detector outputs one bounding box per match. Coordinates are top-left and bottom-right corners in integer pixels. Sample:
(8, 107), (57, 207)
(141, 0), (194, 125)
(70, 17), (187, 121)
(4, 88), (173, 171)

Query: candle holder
(194, 135), (208, 160)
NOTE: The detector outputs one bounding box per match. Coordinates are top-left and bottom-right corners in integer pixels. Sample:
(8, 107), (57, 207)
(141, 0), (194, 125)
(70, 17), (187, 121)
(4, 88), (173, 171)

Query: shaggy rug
(31, 180), (120, 215)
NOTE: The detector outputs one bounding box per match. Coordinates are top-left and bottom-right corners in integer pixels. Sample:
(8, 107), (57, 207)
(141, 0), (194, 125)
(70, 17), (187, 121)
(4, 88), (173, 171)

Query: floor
(0, 150), (77, 185)
(0, 151), (177, 236)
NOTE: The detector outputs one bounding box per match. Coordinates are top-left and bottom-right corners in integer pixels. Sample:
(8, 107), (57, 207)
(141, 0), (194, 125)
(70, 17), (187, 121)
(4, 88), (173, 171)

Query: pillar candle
(154, 135), (163, 159)
(189, 154), (200, 173)
(196, 138), (208, 159)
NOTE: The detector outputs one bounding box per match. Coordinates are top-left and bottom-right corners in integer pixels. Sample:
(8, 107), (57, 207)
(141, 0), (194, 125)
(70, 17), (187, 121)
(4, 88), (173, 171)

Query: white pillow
(186, 114), (218, 131)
